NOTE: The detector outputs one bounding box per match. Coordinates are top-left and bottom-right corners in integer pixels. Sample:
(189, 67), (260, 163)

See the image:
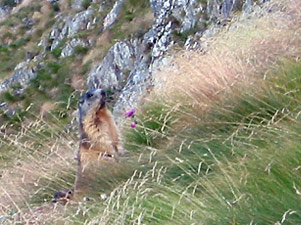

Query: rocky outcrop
(0, 0), (23, 21)
(207, 0), (247, 22)
(67, 9), (94, 37)
(111, 0), (205, 118)
(0, 6), (10, 20)
(88, 40), (137, 90)
(103, 0), (124, 30)
(0, 215), (9, 224)
(0, 67), (36, 93)
(61, 38), (90, 58)
(111, 0), (264, 119)
(72, 0), (85, 11)
(242, 0), (254, 13)
(50, 9), (94, 50)
(0, 0), (268, 125)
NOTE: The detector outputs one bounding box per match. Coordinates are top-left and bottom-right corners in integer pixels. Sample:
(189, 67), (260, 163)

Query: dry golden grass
(0, 117), (77, 215)
(153, 0), (301, 107)
(11, 0), (35, 14)
(82, 31), (113, 65)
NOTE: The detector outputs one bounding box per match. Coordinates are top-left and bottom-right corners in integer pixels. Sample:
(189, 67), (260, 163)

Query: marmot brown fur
(74, 88), (124, 197)
(53, 89), (124, 202)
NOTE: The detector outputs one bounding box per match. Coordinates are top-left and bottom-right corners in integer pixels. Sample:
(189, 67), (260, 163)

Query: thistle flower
(124, 109), (136, 118)
(131, 121), (138, 128)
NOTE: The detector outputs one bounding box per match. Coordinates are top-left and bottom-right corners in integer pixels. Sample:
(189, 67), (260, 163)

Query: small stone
(100, 193), (107, 200)
(83, 196), (90, 201)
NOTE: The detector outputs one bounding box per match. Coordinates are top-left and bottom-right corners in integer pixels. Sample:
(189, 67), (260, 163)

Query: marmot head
(78, 89), (106, 119)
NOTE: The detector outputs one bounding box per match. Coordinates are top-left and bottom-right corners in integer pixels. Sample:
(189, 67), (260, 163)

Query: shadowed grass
(80, 59), (301, 225)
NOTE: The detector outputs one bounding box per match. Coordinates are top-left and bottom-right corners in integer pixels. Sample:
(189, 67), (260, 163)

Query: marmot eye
(86, 93), (93, 98)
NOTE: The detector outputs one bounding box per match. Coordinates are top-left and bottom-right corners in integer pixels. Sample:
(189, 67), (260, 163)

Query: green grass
(5, 57), (297, 224)
(0, 3), (41, 27)
(0, 56), (81, 132)
(1, 0), (17, 7)
(81, 0), (91, 10)
(74, 46), (89, 55)
(0, 43), (26, 79)
(0, 50), (300, 225)
(109, 0), (151, 40)
(125, 102), (177, 148)
(53, 60), (301, 224)
(0, 0), (299, 223)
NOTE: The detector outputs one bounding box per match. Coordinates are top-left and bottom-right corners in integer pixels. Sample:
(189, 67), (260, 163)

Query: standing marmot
(53, 89), (124, 202)
(74, 88), (124, 197)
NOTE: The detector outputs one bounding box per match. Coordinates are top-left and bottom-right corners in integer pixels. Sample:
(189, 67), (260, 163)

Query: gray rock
(207, 0), (220, 21)
(88, 41), (136, 90)
(50, 9), (94, 50)
(0, 68), (36, 93)
(67, 9), (94, 37)
(99, 2), (106, 12)
(50, 16), (69, 50)
(72, 0), (85, 11)
(113, 57), (151, 120)
(49, 27), (60, 40)
(171, 0), (204, 32)
(112, 0), (177, 117)
(103, 0), (124, 30)
(184, 34), (202, 50)
(207, 0), (246, 22)
(14, 61), (29, 71)
(0, 6), (11, 20)
(61, 38), (89, 57)
(149, 0), (172, 19)
(38, 36), (49, 50)
(4, 106), (18, 118)
(0, 215), (9, 224)
(22, 17), (35, 29)
(151, 21), (173, 58)
(242, 0), (254, 13)
(0, 102), (7, 110)
(221, 0), (244, 19)
(89, 0), (263, 123)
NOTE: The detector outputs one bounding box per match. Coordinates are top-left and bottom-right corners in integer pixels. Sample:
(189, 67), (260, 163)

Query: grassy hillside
(0, 0), (300, 224)
(0, 0), (152, 165)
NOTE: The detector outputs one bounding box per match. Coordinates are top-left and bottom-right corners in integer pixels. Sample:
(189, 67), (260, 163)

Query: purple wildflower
(130, 121), (138, 128)
(124, 109), (136, 118)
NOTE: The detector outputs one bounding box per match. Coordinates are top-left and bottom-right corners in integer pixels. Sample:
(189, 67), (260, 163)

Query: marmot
(74, 88), (124, 197)
(53, 89), (124, 202)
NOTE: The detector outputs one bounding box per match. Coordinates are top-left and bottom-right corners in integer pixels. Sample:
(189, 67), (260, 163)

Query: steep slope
(0, 0), (255, 127)
(1, 0), (300, 224)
